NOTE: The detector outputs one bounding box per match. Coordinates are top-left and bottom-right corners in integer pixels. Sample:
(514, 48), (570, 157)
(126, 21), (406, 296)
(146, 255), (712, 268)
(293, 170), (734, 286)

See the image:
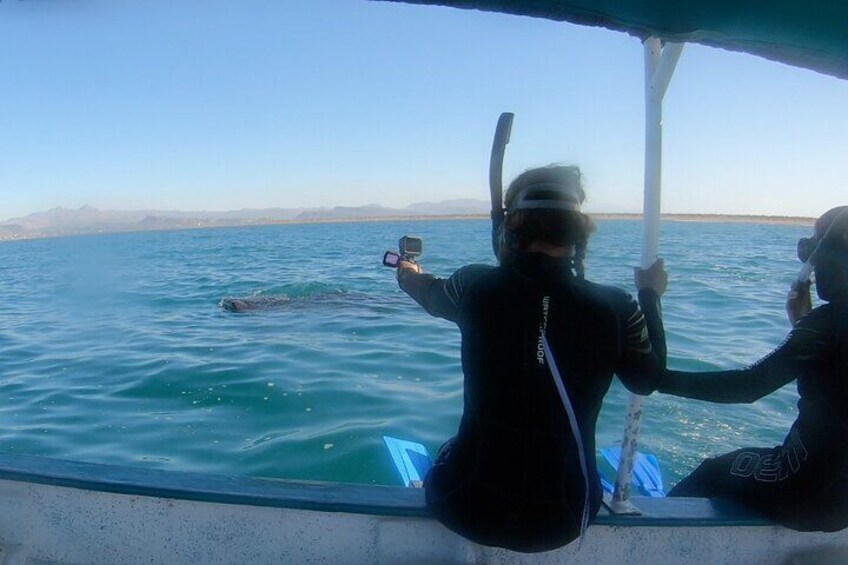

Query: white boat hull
(1, 453), (847, 564)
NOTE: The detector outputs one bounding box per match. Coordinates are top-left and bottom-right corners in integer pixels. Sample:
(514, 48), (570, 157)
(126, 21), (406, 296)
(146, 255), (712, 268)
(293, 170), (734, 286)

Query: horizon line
(0, 212), (816, 244)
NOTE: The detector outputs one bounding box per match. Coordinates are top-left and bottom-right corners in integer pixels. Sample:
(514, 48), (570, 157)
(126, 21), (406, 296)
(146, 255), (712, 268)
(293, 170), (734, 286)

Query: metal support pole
(609, 37), (683, 514)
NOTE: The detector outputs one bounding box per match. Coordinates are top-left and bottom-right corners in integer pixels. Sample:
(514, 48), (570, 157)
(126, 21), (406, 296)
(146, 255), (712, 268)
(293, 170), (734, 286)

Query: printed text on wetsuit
(537, 296), (551, 365)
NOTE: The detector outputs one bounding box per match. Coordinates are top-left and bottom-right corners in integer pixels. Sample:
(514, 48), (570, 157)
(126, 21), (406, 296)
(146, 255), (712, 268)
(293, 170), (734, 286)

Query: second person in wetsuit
(395, 165), (668, 552)
(661, 206), (848, 532)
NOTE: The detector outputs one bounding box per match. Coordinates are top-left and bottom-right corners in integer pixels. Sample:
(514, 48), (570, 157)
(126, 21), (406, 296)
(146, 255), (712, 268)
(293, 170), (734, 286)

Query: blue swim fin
(598, 446), (665, 497)
(383, 436), (433, 488)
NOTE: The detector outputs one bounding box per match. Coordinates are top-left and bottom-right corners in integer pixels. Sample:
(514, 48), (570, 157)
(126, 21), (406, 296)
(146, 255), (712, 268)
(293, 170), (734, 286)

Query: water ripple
(0, 219), (813, 486)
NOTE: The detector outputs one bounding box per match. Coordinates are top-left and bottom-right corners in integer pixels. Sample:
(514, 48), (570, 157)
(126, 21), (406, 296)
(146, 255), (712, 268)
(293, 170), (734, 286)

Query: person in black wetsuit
(662, 206), (848, 532)
(394, 165), (668, 552)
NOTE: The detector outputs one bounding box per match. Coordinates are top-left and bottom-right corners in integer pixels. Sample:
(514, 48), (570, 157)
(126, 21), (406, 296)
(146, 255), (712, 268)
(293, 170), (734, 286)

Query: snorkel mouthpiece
(797, 262), (814, 285)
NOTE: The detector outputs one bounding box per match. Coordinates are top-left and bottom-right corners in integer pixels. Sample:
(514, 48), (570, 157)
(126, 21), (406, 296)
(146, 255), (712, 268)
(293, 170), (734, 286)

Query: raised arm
(614, 259), (668, 394)
(614, 289), (666, 394)
(397, 263), (491, 323)
(659, 307), (830, 403)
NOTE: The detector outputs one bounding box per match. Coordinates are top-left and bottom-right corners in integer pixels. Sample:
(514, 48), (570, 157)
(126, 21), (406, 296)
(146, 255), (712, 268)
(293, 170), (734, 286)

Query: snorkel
(796, 259), (815, 285)
(489, 112), (514, 258)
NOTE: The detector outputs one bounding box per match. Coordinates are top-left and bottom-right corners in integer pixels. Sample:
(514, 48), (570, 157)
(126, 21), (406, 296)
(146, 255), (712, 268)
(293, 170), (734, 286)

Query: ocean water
(0, 218), (814, 487)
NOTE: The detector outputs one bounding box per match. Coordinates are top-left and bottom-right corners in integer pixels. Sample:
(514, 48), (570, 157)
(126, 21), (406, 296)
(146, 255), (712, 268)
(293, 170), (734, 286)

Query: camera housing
(398, 236), (422, 258)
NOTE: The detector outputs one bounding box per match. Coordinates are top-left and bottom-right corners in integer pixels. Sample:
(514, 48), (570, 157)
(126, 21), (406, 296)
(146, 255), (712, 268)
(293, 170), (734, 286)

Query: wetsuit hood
(814, 256), (848, 302)
(813, 207), (848, 302)
(506, 251), (575, 283)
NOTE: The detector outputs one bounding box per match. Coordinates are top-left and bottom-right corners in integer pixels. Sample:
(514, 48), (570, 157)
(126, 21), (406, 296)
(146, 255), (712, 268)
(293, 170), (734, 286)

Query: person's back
(427, 254), (662, 550)
(395, 165), (668, 551)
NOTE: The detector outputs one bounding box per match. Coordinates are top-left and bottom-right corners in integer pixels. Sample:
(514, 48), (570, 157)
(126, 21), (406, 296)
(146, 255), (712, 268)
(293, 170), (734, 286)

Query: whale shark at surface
(219, 296), (290, 313)
(219, 289), (376, 313)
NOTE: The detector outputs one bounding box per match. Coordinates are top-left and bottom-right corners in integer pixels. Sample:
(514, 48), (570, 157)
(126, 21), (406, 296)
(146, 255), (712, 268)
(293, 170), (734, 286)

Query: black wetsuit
(662, 297), (848, 532)
(398, 252), (666, 552)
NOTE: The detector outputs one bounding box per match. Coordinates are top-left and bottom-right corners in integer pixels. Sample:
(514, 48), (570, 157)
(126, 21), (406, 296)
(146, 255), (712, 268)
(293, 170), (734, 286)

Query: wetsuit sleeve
(614, 288), (667, 395)
(639, 288), (667, 366)
(659, 307), (830, 403)
(397, 265), (490, 323)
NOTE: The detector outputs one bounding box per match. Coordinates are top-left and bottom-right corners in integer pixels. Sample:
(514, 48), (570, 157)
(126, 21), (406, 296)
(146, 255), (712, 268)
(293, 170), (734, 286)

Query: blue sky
(1, 1), (846, 220)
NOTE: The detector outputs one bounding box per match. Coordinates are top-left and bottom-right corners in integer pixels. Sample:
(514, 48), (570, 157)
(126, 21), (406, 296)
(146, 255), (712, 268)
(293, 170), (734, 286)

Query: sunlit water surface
(0, 219), (813, 486)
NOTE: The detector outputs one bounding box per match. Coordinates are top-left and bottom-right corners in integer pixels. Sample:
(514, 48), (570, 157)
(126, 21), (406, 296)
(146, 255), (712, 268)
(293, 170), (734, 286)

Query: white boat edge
(1, 452), (847, 564)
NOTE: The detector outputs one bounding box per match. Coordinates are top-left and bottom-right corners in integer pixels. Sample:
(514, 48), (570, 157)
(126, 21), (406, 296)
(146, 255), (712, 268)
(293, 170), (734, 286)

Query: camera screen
(383, 251), (401, 267)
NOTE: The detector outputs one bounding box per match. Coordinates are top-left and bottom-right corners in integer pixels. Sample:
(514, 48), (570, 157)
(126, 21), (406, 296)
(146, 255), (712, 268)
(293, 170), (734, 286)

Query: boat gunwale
(0, 451), (772, 527)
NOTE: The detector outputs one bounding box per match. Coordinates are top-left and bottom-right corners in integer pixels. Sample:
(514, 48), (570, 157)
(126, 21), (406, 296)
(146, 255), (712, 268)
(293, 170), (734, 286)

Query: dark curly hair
(500, 165), (596, 278)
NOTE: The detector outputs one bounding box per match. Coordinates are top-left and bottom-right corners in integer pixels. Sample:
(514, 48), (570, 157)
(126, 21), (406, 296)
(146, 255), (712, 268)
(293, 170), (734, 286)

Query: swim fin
(383, 436), (433, 488)
(598, 446), (665, 497)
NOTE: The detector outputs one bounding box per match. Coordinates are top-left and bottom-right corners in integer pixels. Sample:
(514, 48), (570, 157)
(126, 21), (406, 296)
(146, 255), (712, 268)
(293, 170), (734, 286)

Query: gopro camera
(383, 236), (423, 268)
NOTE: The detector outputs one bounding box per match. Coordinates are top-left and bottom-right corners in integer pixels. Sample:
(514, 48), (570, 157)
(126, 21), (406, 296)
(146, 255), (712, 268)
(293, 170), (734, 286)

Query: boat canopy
(378, 0), (848, 80)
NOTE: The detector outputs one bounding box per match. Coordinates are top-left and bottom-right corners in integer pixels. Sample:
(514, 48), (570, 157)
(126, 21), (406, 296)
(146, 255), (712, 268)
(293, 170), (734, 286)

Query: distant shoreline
(624, 213), (814, 226)
(0, 212), (815, 243)
(258, 212), (816, 226)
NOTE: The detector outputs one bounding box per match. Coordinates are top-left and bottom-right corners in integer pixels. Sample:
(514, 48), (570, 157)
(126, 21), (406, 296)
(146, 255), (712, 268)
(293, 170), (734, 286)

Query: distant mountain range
(0, 200), (490, 241)
(0, 202), (816, 242)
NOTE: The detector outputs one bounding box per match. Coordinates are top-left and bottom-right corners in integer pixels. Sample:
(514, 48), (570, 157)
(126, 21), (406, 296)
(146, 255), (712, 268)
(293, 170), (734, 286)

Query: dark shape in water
(220, 289), (376, 313)
(219, 296), (290, 313)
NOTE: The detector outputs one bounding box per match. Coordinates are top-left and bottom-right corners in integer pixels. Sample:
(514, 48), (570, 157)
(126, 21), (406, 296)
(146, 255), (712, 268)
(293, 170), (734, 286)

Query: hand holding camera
(383, 236), (423, 270)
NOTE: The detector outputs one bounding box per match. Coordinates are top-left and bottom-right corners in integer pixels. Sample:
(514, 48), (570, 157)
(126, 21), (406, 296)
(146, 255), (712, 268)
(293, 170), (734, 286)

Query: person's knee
(668, 459), (720, 497)
(668, 475), (708, 497)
